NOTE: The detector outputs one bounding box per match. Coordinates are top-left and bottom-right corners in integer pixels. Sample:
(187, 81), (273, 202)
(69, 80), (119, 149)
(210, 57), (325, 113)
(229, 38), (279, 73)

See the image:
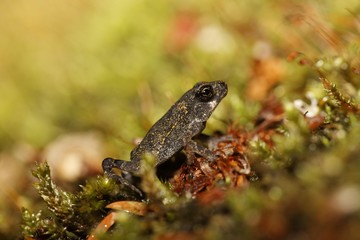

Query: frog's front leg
(102, 158), (143, 197)
(186, 140), (218, 161)
(185, 140), (218, 175)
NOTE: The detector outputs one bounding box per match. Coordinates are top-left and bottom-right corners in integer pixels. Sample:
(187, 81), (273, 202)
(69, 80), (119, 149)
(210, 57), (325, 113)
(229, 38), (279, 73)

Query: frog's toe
(102, 157), (115, 173)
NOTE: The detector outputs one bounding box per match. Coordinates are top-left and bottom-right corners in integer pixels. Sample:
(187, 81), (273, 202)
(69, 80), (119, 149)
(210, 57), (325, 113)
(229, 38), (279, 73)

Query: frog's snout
(216, 81), (228, 98)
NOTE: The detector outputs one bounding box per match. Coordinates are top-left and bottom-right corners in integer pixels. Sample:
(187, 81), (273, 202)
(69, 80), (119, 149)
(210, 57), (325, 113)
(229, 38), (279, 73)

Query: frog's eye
(196, 85), (214, 102)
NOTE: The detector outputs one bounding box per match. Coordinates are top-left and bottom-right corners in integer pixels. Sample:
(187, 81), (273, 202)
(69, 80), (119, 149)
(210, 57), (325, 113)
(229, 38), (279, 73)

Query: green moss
(22, 162), (142, 239)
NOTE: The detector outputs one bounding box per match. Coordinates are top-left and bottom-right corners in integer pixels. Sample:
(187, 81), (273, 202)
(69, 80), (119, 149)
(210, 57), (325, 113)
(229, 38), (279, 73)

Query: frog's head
(190, 81), (228, 122)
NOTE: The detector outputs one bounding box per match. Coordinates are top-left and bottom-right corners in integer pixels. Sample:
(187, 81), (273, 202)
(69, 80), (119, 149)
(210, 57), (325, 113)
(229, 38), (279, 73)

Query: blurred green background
(1, 0), (359, 238)
(1, 0), (356, 149)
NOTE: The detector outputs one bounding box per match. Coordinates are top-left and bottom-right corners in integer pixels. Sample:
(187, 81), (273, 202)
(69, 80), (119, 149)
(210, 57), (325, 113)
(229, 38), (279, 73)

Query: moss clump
(22, 163), (142, 239)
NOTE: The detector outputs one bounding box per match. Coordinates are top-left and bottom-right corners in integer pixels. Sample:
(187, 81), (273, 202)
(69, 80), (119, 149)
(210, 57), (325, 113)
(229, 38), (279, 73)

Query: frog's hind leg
(102, 158), (144, 197)
(102, 157), (139, 173)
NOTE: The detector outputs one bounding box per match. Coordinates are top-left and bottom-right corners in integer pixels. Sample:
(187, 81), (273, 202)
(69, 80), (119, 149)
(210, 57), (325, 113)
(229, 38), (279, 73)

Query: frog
(102, 81), (228, 196)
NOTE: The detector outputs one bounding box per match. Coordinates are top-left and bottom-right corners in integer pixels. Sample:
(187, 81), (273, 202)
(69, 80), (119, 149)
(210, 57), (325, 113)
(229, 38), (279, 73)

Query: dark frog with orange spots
(102, 81), (228, 196)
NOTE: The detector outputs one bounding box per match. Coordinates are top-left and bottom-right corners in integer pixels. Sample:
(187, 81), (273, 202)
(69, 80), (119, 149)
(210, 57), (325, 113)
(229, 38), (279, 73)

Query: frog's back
(130, 98), (198, 164)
